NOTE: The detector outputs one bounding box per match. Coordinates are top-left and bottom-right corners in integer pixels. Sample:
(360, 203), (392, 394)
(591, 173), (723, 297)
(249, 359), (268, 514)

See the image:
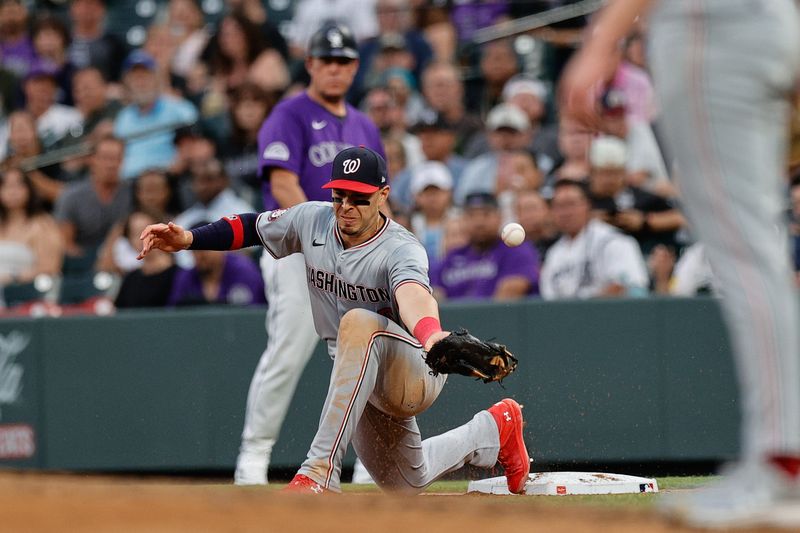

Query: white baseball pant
(649, 0), (800, 458)
(234, 252), (319, 485)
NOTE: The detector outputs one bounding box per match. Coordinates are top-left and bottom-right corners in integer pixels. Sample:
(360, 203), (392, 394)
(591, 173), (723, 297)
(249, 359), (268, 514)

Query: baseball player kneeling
(138, 146), (528, 494)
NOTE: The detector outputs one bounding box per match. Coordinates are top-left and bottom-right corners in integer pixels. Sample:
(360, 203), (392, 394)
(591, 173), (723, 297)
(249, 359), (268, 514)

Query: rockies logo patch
(263, 142), (290, 161)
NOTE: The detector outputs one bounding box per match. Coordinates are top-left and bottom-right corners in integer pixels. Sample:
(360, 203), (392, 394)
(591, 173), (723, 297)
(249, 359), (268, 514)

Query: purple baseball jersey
(257, 92), (385, 210)
(0, 38), (37, 78)
(167, 253), (266, 307)
(431, 240), (539, 299)
(451, 3), (510, 42)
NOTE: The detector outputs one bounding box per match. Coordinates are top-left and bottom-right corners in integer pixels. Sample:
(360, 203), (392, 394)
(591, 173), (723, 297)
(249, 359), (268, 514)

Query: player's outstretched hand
(558, 40), (616, 130)
(138, 221), (192, 260)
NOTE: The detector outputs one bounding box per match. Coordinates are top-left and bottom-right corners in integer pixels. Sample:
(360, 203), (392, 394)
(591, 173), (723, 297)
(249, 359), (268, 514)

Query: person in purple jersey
(0, 0), (36, 79)
(257, 33), (385, 209)
(432, 192), (539, 301)
(167, 247), (266, 307)
(235, 22), (386, 485)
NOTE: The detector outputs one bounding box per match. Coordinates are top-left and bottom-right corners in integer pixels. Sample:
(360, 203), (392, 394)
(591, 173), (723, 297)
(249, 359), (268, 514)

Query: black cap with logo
(464, 192), (499, 209)
(412, 108), (455, 132)
(323, 146), (388, 194)
(308, 22), (359, 60)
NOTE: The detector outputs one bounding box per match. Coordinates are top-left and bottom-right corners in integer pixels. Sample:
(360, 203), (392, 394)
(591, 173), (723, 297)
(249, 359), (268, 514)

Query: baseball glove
(424, 329), (518, 383)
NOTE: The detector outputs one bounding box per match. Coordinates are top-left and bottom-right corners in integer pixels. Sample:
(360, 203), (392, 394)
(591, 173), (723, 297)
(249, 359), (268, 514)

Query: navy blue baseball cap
(464, 192), (499, 209)
(24, 61), (58, 83)
(323, 146), (388, 194)
(122, 49), (157, 74)
(412, 108), (455, 132)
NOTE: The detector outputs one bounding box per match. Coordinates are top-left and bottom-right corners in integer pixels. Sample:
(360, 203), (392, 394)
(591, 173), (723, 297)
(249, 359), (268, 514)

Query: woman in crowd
(95, 169), (180, 274)
(208, 12), (267, 93)
(4, 110), (64, 205)
(31, 15), (75, 105)
(200, 11), (287, 132)
(219, 81), (277, 210)
(144, 24), (180, 91)
(167, 0), (211, 80)
(114, 209), (178, 308)
(0, 167), (64, 286)
(543, 114), (592, 194)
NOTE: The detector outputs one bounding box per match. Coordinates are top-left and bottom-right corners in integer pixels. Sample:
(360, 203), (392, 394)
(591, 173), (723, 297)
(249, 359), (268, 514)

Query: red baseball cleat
(487, 398), (530, 494)
(283, 474), (326, 494)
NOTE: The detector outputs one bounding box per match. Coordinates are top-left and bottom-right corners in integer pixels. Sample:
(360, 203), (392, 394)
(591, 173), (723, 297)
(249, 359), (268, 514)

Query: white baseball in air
(501, 222), (525, 247)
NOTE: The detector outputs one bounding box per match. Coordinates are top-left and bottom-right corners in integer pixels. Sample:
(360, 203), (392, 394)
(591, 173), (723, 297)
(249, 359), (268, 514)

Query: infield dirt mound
(0, 471), (777, 532)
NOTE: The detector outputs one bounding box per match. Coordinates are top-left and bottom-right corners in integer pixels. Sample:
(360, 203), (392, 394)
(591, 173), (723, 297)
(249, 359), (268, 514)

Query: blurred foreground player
(562, 0), (800, 528)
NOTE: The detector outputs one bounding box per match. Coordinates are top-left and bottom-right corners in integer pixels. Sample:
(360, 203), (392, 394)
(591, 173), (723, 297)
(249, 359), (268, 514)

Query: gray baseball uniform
(649, 0), (800, 459)
(236, 90), (386, 486)
(255, 202), (501, 492)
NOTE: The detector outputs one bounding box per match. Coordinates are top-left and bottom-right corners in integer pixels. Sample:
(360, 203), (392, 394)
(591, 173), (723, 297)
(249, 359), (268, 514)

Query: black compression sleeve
(188, 213), (261, 250)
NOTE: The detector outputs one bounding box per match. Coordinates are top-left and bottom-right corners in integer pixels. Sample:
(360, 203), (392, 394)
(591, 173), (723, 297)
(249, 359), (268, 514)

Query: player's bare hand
(559, 42), (617, 131)
(425, 330), (451, 352)
(592, 209), (614, 224)
(648, 244), (675, 281)
(614, 210), (645, 232)
(137, 221), (192, 260)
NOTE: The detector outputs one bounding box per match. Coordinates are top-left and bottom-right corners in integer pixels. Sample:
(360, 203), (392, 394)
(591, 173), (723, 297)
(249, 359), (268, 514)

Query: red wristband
(413, 316), (441, 348)
(224, 215), (244, 250)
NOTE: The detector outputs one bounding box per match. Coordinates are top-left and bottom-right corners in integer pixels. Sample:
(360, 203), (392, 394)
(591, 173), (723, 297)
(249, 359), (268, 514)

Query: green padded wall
(0, 298), (739, 472)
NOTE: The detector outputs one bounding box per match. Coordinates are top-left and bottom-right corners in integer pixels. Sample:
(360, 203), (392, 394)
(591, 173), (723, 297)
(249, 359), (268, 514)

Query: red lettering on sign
(556, 486), (567, 495)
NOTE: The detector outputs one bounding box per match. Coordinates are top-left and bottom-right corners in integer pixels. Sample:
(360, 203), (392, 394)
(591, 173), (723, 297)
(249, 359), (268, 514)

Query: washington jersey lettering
(255, 202), (430, 351)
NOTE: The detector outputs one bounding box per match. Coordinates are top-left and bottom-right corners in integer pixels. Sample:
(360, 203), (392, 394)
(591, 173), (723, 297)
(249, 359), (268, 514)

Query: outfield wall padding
(0, 298), (738, 471)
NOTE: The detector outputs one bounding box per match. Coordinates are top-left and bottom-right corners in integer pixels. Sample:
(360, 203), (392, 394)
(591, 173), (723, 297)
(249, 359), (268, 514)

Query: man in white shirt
(540, 179), (649, 299)
(113, 49), (198, 180)
(23, 64), (83, 148)
(455, 103), (532, 205)
(175, 158), (254, 230)
(174, 158), (253, 269)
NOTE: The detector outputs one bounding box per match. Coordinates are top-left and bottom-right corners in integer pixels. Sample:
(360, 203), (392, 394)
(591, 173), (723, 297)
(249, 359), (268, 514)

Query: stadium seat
(2, 281), (45, 307)
(58, 273), (103, 305)
(106, 0), (163, 46)
(61, 252), (98, 278)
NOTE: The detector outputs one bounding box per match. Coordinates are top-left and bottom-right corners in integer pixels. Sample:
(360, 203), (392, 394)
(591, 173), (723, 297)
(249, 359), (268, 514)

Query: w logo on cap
(323, 146), (386, 193)
(327, 29), (343, 49)
(342, 158), (361, 174)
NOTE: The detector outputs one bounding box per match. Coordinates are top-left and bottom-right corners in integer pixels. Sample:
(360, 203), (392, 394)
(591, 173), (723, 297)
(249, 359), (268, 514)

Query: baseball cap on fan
(122, 49), (157, 74)
(308, 22), (359, 60)
(24, 61), (58, 83)
(410, 161), (453, 196)
(486, 103), (530, 132)
(323, 146), (388, 193)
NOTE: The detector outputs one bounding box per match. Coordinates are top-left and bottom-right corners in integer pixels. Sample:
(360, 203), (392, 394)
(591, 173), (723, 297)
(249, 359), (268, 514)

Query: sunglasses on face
(332, 193), (372, 206)
(320, 57), (355, 66)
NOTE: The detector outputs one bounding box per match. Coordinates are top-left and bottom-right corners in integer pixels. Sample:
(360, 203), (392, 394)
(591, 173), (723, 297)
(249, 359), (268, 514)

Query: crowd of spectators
(0, 0), (798, 313)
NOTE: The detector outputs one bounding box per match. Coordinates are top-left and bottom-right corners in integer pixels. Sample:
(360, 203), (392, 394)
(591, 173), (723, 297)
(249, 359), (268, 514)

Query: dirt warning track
(0, 472), (779, 532)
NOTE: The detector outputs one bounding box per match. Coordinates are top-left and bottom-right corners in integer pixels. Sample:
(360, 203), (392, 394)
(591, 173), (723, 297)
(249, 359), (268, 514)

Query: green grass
(252, 475), (714, 509)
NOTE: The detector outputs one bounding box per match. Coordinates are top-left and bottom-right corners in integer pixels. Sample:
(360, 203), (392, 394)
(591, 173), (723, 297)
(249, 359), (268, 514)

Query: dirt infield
(0, 471), (781, 532)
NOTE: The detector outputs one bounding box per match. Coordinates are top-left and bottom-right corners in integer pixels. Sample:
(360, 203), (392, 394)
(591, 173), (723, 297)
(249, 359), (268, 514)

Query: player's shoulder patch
(263, 142), (290, 161)
(266, 208), (289, 222)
